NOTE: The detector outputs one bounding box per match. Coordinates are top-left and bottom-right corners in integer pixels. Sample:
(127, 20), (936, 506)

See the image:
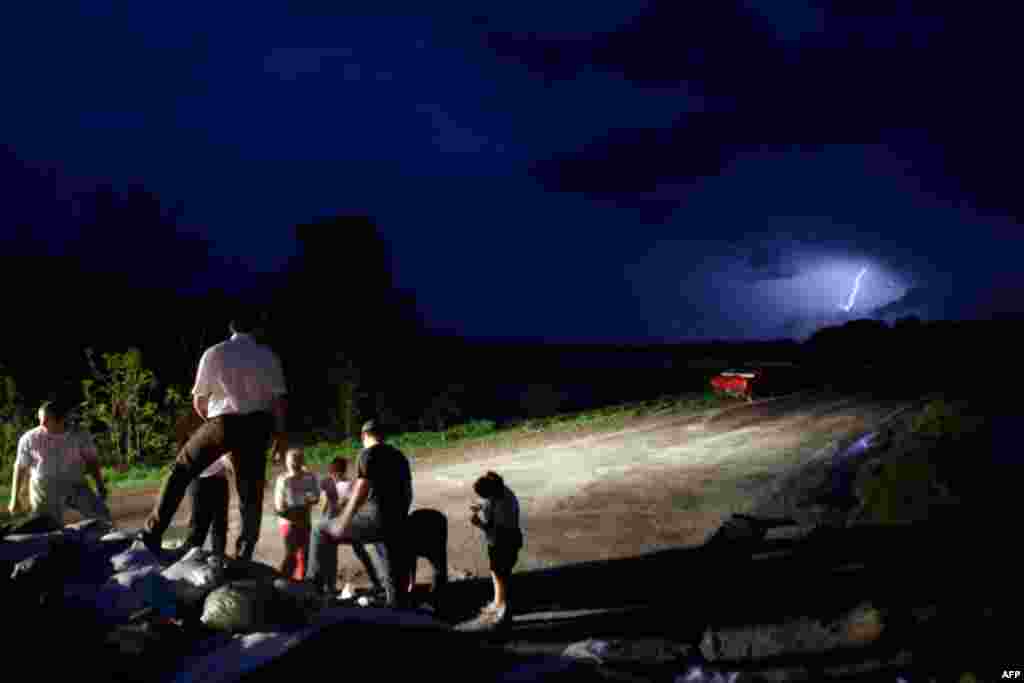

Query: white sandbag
(562, 638), (686, 665)
(64, 581), (149, 620)
(111, 546), (159, 572)
(65, 518), (114, 544)
(0, 534), (56, 571)
(163, 555), (224, 589)
(674, 666), (741, 683)
(562, 639), (611, 663)
(174, 607), (451, 683)
(101, 529), (137, 543)
(171, 630), (315, 683)
(109, 564), (163, 589)
(163, 554), (225, 608)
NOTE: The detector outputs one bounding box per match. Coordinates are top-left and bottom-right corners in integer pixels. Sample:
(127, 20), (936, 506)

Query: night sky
(3, 2), (1022, 343)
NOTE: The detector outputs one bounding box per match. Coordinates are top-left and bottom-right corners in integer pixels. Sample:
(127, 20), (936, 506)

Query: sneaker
(482, 603), (512, 627)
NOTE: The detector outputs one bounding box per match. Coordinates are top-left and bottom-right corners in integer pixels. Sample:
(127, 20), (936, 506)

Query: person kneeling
(306, 421), (412, 608)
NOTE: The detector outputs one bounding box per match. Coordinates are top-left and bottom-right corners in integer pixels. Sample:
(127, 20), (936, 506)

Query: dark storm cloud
(3, 2), (1021, 343)
(490, 2), (1024, 220)
(870, 287), (940, 320)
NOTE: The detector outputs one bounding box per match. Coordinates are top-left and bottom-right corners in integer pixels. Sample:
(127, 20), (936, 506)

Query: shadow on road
(438, 512), (1012, 678)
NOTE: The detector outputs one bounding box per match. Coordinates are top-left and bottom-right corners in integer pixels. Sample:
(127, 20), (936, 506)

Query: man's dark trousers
(145, 412), (273, 560)
(307, 515), (411, 607)
(184, 475), (229, 556)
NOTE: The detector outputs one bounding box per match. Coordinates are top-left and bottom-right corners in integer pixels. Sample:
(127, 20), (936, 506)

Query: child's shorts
(487, 528), (523, 577)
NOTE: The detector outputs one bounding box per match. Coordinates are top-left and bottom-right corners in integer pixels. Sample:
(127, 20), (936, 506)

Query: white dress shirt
(192, 333), (287, 418)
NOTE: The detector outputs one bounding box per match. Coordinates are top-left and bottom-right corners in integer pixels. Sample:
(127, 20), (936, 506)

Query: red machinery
(710, 369), (760, 400)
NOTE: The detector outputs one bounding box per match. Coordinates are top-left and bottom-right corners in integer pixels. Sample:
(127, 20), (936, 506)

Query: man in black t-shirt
(307, 420), (413, 606)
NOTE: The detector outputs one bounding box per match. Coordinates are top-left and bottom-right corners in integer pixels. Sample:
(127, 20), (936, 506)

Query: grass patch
(306, 392), (727, 465)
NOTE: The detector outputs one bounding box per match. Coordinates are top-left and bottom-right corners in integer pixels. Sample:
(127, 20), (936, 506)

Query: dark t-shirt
(356, 442), (412, 526)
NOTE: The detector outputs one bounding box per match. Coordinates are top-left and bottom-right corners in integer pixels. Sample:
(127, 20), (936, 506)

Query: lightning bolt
(841, 267), (868, 312)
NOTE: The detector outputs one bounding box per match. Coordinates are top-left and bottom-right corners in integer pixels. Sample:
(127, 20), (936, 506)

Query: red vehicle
(710, 369), (759, 401)
(710, 362), (801, 400)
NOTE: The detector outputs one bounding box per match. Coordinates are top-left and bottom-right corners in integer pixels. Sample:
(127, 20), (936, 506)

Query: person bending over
(8, 401), (110, 525)
(306, 420), (412, 607)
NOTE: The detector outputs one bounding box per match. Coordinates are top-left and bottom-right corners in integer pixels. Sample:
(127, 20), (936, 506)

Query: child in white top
(274, 448), (320, 580)
(319, 457), (353, 520)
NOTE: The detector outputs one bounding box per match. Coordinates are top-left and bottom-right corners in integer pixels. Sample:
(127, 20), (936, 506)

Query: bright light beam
(841, 267), (868, 312)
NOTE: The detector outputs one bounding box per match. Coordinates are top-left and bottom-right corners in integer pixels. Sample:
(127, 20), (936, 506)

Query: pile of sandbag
(4, 518), (467, 683)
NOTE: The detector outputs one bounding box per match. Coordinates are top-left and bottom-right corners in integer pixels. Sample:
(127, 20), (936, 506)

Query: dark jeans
(145, 411), (273, 561)
(307, 512), (409, 607)
(324, 509), (386, 591)
(184, 475), (229, 556)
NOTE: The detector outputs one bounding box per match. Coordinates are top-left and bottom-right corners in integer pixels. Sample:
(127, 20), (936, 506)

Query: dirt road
(102, 391), (912, 587)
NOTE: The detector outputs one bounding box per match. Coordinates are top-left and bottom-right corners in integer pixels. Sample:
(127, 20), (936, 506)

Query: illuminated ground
(102, 391), (912, 585)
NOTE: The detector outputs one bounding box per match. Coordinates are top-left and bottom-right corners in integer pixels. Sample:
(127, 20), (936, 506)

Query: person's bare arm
(193, 394), (209, 421)
(333, 478), (369, 540)
(87, 459), (107, 499)
(8, 465), (27, 514)
(274, 477), (287, 515)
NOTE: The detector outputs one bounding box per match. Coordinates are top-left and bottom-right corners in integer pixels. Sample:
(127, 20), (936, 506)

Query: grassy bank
(0, 390), (731, 510)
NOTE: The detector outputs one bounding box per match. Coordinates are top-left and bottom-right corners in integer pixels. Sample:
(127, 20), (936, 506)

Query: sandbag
(171, 631), (316, 683)
(65, 518), (114, 545)
(106, 618), (194, 683)
(5, 515), (62, 536)
(201, 580), (306, 633)
(201, 581), (276, 633)
(9, 535), (86, 595)
(109, 564), (164, 590)
(112, 546), (160, 572)
(222, 558), (281, 583)
(272, 578), (325, 612)
(163, 550), (225, 589)
(163, 550), (227, 612)
(102, 529), (138, 544)
(86, 568), (179, 620)
(11, 551), (58, 585)
(0, 533), (58, 578)
(173, 607), (452, 683)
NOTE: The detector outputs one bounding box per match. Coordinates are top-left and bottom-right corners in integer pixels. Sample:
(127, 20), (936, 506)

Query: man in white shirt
(139, 312), (288, 561)
(7, 401), (111, 524)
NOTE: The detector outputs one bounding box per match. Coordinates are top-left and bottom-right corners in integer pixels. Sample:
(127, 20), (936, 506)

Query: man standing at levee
(137, 311), (288, 561)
